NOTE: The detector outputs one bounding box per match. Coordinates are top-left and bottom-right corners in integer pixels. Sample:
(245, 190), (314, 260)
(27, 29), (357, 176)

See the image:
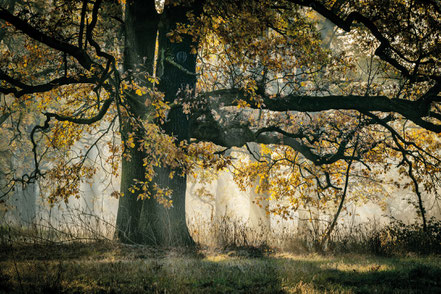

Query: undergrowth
(325, 218), (441, 256)
(0, 217), (441, 293)
(0, 240), (440, 293)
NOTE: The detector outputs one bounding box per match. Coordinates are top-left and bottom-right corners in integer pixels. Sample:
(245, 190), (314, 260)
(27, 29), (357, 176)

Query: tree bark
(137, 2), (197, 246)
(116, 0), (159, 244)
(116, 0), (195, 246)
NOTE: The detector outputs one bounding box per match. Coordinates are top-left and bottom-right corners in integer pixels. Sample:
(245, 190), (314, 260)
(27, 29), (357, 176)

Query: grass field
(0, 241), (440, 293)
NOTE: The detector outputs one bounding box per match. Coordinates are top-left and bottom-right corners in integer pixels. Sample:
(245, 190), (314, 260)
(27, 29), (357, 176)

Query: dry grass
(0, 240), (440, 293)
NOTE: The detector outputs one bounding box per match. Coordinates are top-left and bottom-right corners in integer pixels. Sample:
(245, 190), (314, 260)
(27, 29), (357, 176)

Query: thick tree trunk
(116, 0), (195, 246)
(136, 3), (197, 246)
(116, 136), (146, 243)
(116, 0), (158, 244)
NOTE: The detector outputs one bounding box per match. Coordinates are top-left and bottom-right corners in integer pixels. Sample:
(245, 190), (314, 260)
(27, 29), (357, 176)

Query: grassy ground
(0, 241), (440, 293)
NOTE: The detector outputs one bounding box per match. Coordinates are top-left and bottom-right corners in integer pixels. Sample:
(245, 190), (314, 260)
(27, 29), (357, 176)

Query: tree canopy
(0, 0), (440, 244)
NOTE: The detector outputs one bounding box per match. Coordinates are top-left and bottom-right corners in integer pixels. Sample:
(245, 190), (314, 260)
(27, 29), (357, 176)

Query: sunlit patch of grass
(204, 253), (230, 262)
(319, 262), (390, 273)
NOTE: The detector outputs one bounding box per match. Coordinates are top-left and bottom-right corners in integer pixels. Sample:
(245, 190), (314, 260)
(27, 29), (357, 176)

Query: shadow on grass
(193, 257), (284, 293)
(272, 255), (441, 293)
(0, 241), (117, 262)
(318, 264), (441, 293)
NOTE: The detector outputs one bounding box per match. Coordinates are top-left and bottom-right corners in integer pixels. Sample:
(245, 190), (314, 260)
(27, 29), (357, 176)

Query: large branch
(190, 110), (358, 165)
(0, 7), (93, 70)
(201, 89), (441, 133)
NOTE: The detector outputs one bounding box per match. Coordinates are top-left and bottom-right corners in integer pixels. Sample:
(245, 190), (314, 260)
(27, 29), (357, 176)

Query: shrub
(375, 218), (441, 255)
(323, 217), (441, 255)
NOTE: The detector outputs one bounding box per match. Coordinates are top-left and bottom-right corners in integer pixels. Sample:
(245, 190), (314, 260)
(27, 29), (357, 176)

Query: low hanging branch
(23, 97), (114, 183)
(0, 74), (97, 98)
(320, 139), (359, 248)
(44, 98), (113, 125)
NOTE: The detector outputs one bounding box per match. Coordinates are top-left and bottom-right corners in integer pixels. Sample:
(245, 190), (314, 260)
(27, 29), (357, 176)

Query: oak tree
(0, 0), (440, 245)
